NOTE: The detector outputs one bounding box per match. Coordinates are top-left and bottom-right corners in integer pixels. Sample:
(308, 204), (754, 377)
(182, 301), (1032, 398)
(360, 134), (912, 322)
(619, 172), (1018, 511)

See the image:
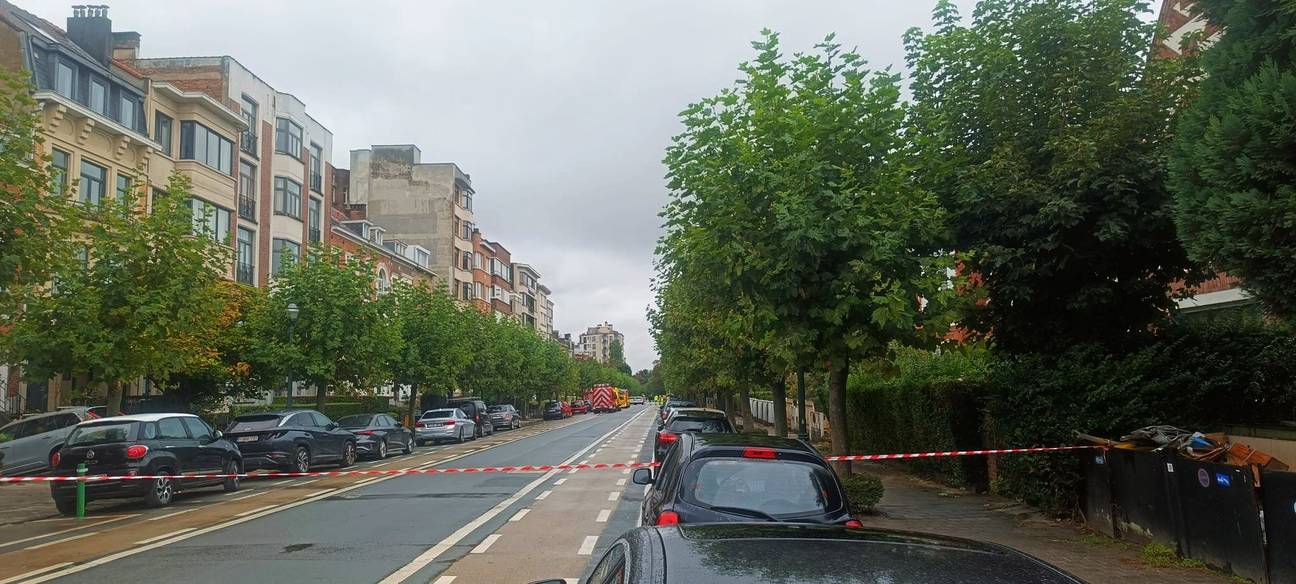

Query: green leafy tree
(906, 0), (1203, 353)
(609, 340), (632, 375)
(1168, 0), (1296, 319)
(4, 173), (231, 413)
(660, 31), (951, 463)
(0, 68), (79, 314)
(388, 280), (473, 424)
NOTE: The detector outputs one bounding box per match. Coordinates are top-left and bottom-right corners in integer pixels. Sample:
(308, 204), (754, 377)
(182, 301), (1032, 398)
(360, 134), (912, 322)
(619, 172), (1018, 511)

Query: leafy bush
(841, 473), (884, 514)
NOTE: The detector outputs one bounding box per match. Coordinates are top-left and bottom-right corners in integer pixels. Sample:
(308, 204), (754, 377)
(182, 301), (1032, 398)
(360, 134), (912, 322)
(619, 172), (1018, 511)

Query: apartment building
(484, 238), (514, 316)
(347, 145), (476, 300)
(129, 55), (334, 288)
(577, 322), (625, 364)
(514, 263), (554, 334)
(0, 2), (246, 411)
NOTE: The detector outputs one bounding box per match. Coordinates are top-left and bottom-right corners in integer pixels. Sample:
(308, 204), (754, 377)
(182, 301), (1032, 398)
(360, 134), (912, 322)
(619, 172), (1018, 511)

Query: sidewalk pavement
(853, 462), (1233, 584)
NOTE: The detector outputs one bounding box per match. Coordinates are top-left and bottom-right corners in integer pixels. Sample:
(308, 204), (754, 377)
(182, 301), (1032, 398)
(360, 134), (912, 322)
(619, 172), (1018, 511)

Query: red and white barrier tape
(0, 445), (1098, 483)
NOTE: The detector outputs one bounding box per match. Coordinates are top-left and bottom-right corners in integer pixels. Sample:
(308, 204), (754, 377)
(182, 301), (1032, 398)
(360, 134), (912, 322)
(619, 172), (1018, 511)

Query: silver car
(0, 408), (97, 476)
(415, 408), (476, 445)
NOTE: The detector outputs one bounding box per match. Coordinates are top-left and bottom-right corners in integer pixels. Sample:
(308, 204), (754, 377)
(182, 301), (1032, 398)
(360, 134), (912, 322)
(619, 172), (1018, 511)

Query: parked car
(542, 400), (566, 421)
(415, 408), (476, 444)
(0, 407), (100, 477)
(634, 433), (856, 527)
(487, 405), (521, 430)
(658, 398), (697, 428)
(526, 524), (1084, 584)
(630, 395), (645, 405)
(446, 397), (494, 438)
(570, 400), (590, 415)
(224, 409), (357, 473)
(654, 407), (734, 463)
(336, 413), (414, 459)
(47, 414), (242, 515)
(561, 401), (574, 417)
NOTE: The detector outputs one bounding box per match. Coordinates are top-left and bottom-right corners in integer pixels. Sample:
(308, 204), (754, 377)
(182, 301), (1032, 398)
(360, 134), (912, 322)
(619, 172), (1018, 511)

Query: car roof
(446, 397), (483, 402)
(81, 413), (199, 424)
(685, 432), (814, 452)
(668, 407), (727, 419)
(653, 524), (1082, 584)
(236, 409), (315, 418)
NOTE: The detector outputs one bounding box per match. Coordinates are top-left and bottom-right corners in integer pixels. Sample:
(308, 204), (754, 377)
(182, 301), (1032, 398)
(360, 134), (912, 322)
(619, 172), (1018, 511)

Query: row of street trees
(652, 0), (1296, 469)
(0, 67), (635, 420)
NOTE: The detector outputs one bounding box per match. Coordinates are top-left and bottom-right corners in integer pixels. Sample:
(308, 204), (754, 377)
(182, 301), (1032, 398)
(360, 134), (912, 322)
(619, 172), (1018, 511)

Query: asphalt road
(15, 406), (654, 584)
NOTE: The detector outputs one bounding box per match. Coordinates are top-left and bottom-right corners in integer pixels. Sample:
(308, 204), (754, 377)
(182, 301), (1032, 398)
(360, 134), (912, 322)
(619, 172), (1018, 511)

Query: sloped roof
(0, 0), (99, 66)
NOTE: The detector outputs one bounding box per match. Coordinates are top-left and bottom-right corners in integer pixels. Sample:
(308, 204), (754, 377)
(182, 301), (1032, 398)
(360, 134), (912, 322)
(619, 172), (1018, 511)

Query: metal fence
(748, 397), (828, 440)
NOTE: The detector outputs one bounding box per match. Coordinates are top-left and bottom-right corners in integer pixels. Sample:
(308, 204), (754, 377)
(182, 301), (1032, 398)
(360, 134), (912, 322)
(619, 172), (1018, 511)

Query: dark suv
(48, 414), (242, 514)
(225, 409), (357, 472)
(446, 397), (493, 438)
(542, 400), (566, 421)
(654, 408), (734, 463)
(633, 433), (856, 527)
(487, 405), (521, 430)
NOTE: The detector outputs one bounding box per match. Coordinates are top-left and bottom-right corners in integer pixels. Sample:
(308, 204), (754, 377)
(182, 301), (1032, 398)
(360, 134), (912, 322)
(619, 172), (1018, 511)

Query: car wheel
(144, 471), (176, 508)
(54, 497), (77, 516)
(292, 446), (311, 473)
(376, 440), (388, 460)
(222, 459), (241, 492)
(340, 442), (357, 467)
(402, 435), (414, 455)
(456, 428), (465, 444)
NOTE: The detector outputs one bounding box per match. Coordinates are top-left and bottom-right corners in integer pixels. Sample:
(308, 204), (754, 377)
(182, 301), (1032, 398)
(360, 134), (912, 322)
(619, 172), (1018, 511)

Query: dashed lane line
(147, 507), (199, 522)
(0, 562), (73, 584)
(616, 478), (627, 486)
(432, 577), (456, 584)
(0, 515), (134, 549)
(235, 504), (279, 518)
(509, 509), (530, 522)
(596, 509), (611, 523)
(536, 490), (552, 500)
(578, 535), (598, 555)
(135, 528), (196, 545)
(607, 491), (620, 502)
(469, 534), (501, 554)
(554, 478), (567, 486)
(25, 531), (98, 551)
(227, 490), (264, 501)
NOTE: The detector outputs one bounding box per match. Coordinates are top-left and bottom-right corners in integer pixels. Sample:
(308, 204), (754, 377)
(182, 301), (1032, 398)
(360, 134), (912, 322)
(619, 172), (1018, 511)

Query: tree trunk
(407, 386), (420, 427)
(828, 359), (851, 475)
(314, 381), (328, 411)
(721, 390), (735, 421)
(770, 376), (788, 438)
(738, 385), (753, 433)
(105, 380), (124, 416)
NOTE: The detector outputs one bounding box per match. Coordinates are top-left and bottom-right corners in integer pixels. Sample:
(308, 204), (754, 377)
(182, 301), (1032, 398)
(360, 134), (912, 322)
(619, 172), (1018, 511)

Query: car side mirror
(211, 430), (223, 442)
(326, 422), (339, 431)
(632, 468), (654, 485)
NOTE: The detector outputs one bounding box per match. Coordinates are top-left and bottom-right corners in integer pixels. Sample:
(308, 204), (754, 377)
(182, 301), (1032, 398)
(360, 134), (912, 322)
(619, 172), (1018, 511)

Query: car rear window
(337, 414), (373, 428)
(228, 414), (283, 432)
(683, 459), (841, 516)
(488, 406), (506, 413)
(421, 409), (456, 419)
(544, 401), (561, 408)
(668, 417), (732, 433)
(66, 421), (136, 446)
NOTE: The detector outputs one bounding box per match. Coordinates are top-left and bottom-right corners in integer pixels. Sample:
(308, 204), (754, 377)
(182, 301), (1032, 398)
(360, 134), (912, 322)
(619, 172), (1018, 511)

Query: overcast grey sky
(23, 0), (980, 370)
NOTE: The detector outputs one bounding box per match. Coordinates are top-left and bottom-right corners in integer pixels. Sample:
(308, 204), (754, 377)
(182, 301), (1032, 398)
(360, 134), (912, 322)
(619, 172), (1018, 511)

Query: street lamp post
(285, 303), (299, 407)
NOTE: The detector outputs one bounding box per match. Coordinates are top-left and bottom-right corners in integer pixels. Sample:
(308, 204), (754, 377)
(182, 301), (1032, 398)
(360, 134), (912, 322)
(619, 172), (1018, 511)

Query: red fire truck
(585, 384), (619, 413)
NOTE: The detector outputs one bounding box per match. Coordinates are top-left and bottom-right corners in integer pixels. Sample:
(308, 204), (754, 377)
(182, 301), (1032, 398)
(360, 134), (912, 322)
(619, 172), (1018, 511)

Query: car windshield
(421, 409), (457, 419)
(544, 401), (561, 409)
(336, 414), (373, 428)
(487, 406), (506, 413)
(668, 418), (731, 433)
(65, 421), (135, 446)
(684, 459), (840, 516)
(228, 415), (283, 432)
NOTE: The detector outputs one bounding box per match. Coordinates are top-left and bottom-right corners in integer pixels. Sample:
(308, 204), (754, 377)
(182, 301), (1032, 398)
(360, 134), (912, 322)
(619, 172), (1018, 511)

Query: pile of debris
(1079, 425), (1289, 479)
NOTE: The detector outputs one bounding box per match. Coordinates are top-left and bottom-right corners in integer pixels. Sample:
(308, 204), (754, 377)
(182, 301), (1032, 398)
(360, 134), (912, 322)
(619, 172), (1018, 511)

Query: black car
(47, 414), (242, 515)
(487, 405), (521, 430)
(528, 524), (1084, 584)
(446, 397), (494, 438)
(658, 398), (697, 428)
(542, 400), (566, 421)
(653, 407), (734, 463)
(225, 409), (357, 473)
(634, 433), (855, 527)
(336, 413), (414, 459)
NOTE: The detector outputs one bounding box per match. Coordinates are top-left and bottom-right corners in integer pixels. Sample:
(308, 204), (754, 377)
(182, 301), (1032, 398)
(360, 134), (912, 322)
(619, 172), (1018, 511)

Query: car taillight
(416, 422), (427, 429)
(656, 511), (680, 526)
(743, 447), (777, 459)
(845, 519), (863, 528)
(353, 430), (374, 436)
(657, 432), (678, 445)
(443, 420), (456, 426)
(51, 451), (61, 467)
(125, 444), (149, 459)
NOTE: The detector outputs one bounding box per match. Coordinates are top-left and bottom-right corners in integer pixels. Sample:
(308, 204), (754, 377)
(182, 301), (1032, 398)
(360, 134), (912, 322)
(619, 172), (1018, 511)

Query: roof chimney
(67, 5), (113, 65)
(112, 31), (140, 61)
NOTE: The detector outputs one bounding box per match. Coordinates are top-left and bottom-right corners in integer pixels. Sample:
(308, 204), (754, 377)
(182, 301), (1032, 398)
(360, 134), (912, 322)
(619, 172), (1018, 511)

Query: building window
(50, 149), (69, 194)
(460, 251), (471, 270)
(460, 190), (473, 211)
(179, 121), (233, 174)
(461, 220), (474, 239)
(473, 282), (484, 299)
(115, 174), (130, 199)
(187, 197), (232, 244)
(78, 160), (106, 205)
(414, 248), (429, 267)
(377, 268), (389, 294)
(238, 161), (256, 221)
(473, 252), (484, 270)
(459, 280), (471, 300)
(308, 197), (322, 243)
(154, 112), (173, 156)
(275, 117), (302, 158)
(240, 95), (258, 155)
(55, 60), (75, 98)
(273, 177), (302, 219)
(236, 227), (255, 285)
(89, 78), (107, 114)
(118, 94), (137, 131)
(271, 238), (301, 276)
(309, 143), (323, 192)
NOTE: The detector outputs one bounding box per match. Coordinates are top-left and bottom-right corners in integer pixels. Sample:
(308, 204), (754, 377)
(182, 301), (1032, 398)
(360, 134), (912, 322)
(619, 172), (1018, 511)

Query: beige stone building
(577, 322), (625, 364)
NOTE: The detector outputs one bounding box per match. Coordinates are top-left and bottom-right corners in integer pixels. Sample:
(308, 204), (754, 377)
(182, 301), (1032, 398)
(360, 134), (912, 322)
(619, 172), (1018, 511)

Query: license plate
(237, 436), (259, 443)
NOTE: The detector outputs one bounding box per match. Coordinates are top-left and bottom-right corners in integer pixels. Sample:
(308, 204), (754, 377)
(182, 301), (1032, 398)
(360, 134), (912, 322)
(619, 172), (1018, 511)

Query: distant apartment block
(514, 263), (553, 334)
(577, 322), (624, 364)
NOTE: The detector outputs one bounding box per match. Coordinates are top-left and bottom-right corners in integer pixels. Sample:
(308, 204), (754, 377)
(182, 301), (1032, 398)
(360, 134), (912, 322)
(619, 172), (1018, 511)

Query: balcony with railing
(309, 227), (321, 243)
(238, 194), (256, 221)
(236, 261), (254, 285)
(240, 130), (258, 156)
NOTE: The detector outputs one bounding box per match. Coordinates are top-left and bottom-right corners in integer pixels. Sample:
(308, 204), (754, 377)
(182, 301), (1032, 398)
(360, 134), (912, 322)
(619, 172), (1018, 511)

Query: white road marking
(294, 479), (320, 487)
(0, 562), (73, 584)
(469, 533), (501, 554)
(236, 504), (279, 517)
(432, 577), (456, 584)
(509, 509), (530, 522)
(0, 515), (134, 548)
(617, 478), (627, 486)
(578, 459), (590, 465)
(376, 408), (651, 584)
(607, 491), (620, 502)
(227, 491), (264, 501)
(622, 468), (631, 475)
(567, 468), (579, 474)
(596, 509), (611, 523)
(536, 490), (552, 500)
(268, 480), (294, 487)
(148, 507), (199, 521)
(554, 478), (567, 485)
(578, 535), (598, 555)
(135, 527), (196, 545)
(370, 461), (396, 468)
(25, 531), (98, 550)
(564, 579), (578, 584)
